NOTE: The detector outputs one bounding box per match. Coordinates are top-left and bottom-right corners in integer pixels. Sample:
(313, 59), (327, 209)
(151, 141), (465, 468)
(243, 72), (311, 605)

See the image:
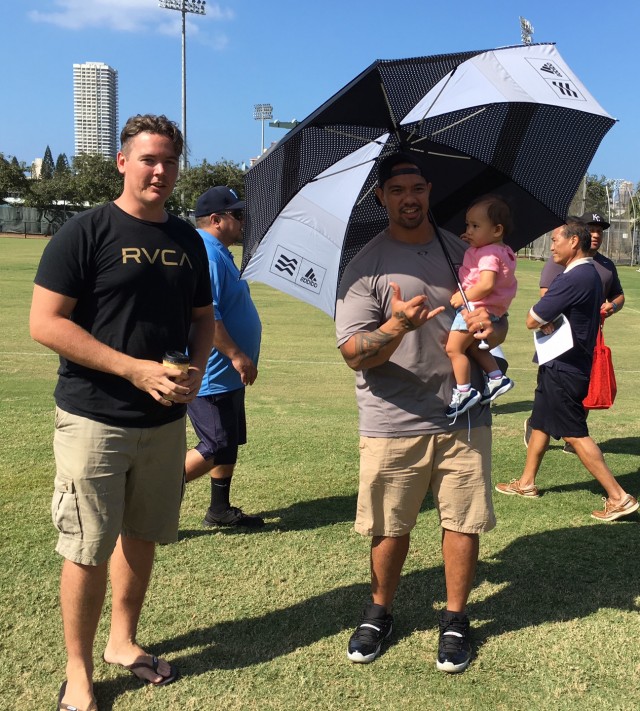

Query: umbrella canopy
(241, 43), (615, 317)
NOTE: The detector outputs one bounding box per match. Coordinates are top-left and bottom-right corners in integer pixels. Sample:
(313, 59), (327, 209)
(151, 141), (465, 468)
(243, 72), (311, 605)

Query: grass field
(1, 236), (640, 710)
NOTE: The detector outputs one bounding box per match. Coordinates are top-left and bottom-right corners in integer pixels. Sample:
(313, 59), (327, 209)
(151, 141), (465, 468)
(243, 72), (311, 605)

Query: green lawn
(1, 237), (639, 710)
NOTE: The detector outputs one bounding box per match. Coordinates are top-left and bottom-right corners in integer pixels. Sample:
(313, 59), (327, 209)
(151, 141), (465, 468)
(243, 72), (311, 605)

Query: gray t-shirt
(336, 228), (491, 436)
(539, 252), (623, 300)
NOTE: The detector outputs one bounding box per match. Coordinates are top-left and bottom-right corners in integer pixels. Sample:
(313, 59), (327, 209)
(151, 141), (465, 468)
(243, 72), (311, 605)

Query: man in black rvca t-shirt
(30, 114), (215, 710)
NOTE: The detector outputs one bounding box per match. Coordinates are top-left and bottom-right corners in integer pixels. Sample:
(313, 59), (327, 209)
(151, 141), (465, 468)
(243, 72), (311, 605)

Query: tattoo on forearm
(353, 329), (396, 359)
(393, 309), (416, 331)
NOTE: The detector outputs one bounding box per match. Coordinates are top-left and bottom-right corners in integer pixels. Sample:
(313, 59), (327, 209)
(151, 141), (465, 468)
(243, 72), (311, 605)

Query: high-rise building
(73, 62), (118, 160)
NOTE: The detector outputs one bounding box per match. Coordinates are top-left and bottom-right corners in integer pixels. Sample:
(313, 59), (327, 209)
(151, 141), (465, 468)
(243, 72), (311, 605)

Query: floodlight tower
(626, 184), (638, 266)
(520, 17), (534, 45)
(254, 104), (273, 155)
(158, 0), (206, 171)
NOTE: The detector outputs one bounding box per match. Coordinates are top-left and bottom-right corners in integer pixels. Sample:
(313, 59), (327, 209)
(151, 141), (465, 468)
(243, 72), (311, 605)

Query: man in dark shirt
(495, 219), (637, 521)
(30, 115), (215, 711)
(539, 210), (624, 313)
(528, 211), (624, 453)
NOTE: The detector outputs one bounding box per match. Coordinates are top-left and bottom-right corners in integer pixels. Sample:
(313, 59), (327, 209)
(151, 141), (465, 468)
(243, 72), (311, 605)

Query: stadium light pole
(626, 184), (638, 266)
(158, 0), (206, 171)
(254, 104), (273, 155)
(519, 16), (534, 45)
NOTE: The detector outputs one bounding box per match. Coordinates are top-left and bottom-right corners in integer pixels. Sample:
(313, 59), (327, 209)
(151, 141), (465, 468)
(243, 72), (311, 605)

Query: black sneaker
(347, 602), (393, 663)
(202, 506), (265, 528)
(436, 610), (471, 673)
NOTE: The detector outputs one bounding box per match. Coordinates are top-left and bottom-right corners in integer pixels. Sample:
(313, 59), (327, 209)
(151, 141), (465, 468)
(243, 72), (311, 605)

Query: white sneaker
(479, 376), (514, 405)
(446, 387), (481, 418)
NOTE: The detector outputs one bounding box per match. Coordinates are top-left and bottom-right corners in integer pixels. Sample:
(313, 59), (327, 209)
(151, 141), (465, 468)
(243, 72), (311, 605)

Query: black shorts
(530, 364), (589, 440)
(187, 388), (247, 465)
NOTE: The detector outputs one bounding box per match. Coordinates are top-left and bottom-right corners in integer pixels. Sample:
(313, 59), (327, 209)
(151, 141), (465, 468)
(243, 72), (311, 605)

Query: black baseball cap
(194, 186), (244, 217)
(377, 152), (429, 187)
(578, 211), (610, 230)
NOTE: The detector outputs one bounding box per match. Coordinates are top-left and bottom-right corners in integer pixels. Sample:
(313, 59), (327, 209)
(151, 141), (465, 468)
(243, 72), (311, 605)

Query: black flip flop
(57, 681), (98, 711)
(123, 655), (179, 687)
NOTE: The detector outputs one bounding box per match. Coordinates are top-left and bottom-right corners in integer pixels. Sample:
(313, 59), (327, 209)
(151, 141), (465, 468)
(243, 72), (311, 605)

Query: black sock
(366, 602), (389, 618)
(210, 477), (232, 513)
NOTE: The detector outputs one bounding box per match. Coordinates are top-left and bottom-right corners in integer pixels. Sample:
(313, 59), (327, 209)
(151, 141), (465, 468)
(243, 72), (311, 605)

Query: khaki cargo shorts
(51, 407), (186, 565)
(355, 426), (495, 537)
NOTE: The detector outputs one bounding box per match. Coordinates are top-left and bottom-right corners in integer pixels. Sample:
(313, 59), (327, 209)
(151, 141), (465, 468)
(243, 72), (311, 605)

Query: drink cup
(163, 351), (190, 376)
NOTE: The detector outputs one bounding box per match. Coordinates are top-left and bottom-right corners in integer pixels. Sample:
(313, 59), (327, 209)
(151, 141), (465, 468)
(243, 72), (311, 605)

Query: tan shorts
(51, 407), (186, 565)
(355, 426), (495, 537)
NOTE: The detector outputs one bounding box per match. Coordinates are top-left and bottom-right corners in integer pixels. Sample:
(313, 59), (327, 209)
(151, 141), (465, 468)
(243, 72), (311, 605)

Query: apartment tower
(73, 62), (119, 159)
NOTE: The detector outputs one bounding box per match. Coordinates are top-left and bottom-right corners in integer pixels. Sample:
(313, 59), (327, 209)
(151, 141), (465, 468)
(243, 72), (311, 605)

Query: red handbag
(583, 314), (617, 410)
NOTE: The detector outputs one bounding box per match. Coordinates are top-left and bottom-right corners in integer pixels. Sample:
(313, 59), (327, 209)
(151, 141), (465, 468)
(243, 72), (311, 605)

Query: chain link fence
(0, 204), (76, 236)
(520, 179), (639, 265)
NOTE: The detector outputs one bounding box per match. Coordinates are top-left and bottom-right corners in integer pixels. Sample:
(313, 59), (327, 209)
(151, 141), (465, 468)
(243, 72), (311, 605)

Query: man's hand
(462, 306), (508, 349)
(339, 282), (444, 371)
(127, 360), (199, 407)
(231, 353), (258, 386)
(388, 281), (445, 333)
(538, 321), (557, 336)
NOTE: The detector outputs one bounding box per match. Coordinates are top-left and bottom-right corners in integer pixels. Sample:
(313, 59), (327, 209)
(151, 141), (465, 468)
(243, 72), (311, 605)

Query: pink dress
(459, 243), (517, 317)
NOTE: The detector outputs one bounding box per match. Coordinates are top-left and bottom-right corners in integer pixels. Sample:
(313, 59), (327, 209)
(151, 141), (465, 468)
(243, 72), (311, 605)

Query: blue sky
(2, 0), (639, 184)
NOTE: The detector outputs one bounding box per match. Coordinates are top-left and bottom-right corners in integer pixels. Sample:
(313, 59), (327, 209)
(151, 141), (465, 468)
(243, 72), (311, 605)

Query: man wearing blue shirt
(185, 186), (264, 527)
(496, 219), (637, 521)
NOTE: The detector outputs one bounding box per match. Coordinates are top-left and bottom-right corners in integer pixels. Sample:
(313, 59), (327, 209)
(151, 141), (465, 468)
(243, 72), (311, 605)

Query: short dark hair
(561, 216), (591, 253)
(120, 114), (183, 156)
(468, 194), (513, 237)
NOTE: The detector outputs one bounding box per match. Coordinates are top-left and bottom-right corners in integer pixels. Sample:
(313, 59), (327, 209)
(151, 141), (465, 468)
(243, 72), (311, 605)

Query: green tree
(169, 159), (246, 215)
(72, 154), (122, 206)
(55, 153), (70, 176)
(23, 176), (67, 234)
(585, 174), (614, 217)
(41, 145), (55, 180)
(0, 153), (29, 202)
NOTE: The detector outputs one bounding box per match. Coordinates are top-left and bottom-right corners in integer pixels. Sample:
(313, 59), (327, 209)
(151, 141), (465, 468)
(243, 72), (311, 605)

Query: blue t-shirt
(531, 259), (602, 376)
(197, 229), (262, 395)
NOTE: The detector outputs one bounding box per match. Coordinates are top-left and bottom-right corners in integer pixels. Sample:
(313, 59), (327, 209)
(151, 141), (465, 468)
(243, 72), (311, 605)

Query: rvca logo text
(121, 248), (193, 268)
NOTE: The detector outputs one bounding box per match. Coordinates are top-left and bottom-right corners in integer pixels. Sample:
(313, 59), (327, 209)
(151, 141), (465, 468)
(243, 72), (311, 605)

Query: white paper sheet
(534, 314), (574, 364)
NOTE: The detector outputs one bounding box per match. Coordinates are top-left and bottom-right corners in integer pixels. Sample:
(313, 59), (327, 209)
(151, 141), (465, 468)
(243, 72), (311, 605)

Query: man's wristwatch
(611, 302), (618, 313)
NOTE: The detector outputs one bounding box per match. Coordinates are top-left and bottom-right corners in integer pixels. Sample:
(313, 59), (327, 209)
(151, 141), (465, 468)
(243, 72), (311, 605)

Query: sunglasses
(221, 209), (244, 221)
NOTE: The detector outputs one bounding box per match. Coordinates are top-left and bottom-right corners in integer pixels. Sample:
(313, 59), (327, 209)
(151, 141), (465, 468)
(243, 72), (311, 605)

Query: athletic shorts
(530, 364), (590, 440)
(355, 426), (495, 537)
(187, 388), (246, 465)
(51, 407), (186, 566)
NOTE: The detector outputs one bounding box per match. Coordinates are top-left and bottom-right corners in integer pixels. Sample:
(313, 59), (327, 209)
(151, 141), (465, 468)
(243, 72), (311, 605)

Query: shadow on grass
(178, 494), (358, 539)
(530, 465), (640, 498)
(178, 492), (437, 538)
(598, 436), (640, 456)
(489, 399), (533, 416)
(469, 521), (640, 649)
(93, 521), (640, 708)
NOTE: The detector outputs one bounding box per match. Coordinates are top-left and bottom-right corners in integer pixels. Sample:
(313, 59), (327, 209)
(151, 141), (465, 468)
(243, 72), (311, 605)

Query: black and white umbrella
(241, 43), (615, 317)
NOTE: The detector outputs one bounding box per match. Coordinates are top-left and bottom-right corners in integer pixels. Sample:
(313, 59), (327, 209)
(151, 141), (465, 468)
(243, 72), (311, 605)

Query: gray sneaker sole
(479, 380), (514, 405)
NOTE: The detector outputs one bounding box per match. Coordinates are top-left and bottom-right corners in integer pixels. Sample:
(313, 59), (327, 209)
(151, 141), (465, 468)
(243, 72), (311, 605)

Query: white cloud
(29, 0), (234, 34)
